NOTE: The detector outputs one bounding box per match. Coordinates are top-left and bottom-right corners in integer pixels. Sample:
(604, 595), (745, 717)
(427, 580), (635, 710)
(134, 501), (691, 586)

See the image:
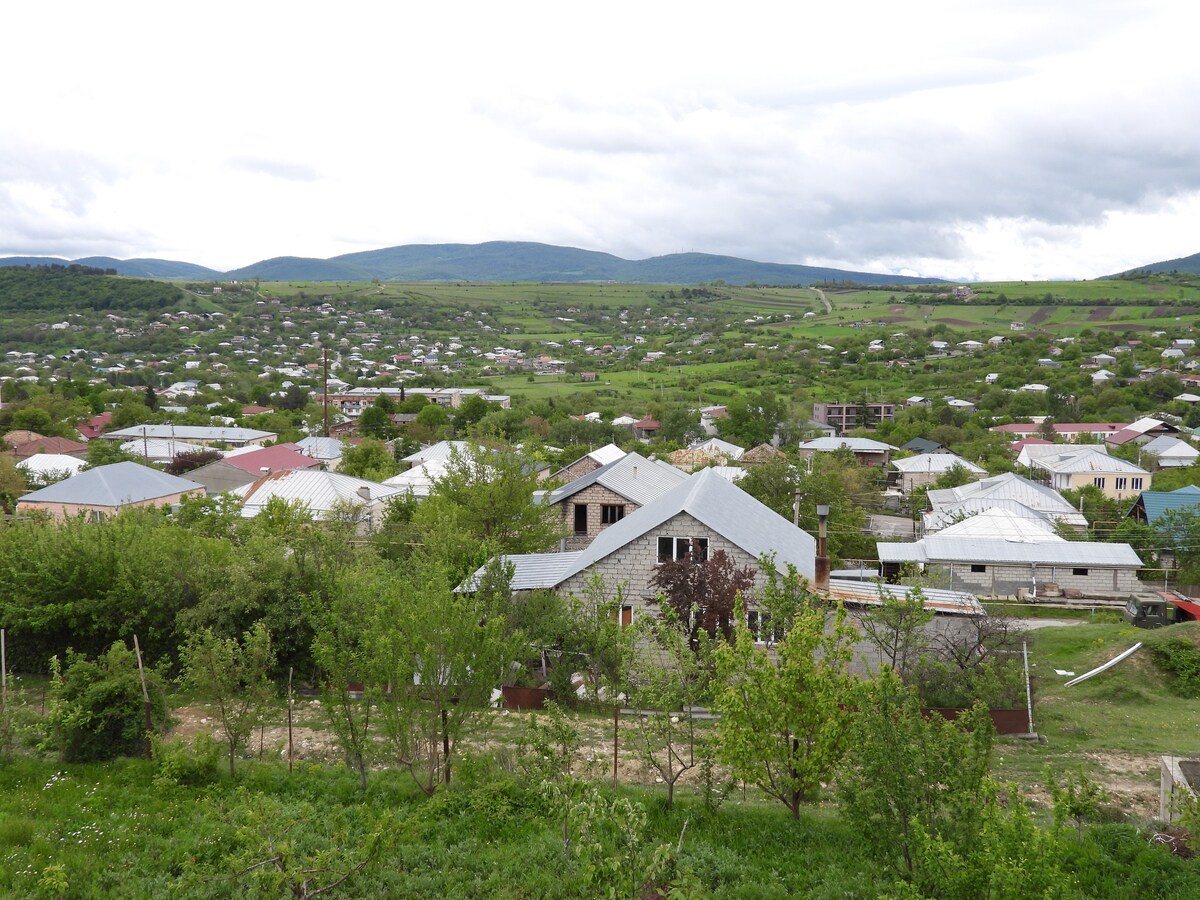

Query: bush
(47, 643), (169, 763)
(1146, 629), (1200, 697)
(151, 733), (222, 786)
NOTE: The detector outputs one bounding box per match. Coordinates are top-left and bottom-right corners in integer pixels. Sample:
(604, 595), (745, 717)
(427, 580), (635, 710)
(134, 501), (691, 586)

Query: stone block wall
(556, 483), (638, 551)
(937, 562), (1141, 599)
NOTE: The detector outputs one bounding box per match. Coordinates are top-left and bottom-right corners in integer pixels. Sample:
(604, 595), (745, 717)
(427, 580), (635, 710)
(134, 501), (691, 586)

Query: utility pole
(322, 349), (330, 438)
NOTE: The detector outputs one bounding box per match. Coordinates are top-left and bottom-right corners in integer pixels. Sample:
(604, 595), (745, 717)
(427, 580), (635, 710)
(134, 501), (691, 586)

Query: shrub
(150, 733), (222, 787)
(47, 643), (169, 763)
(1146, 630), (1200, 697)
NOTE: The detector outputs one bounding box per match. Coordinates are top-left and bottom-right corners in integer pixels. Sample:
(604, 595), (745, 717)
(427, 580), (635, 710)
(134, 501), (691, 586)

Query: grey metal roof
(925, 471), (1088, 530)
(296, 436), (344, 460)
(402, 440), (471, 465)
(547, 451), (687, 507)
(18, 461), (202, 506)
(232, 469), (405, 518)
(462, 552), (584, 592)
(105, 425), (275, 443)
(891, 453), (985, 475)
(1031, 448), (1148, 475)
(798, 437), (897, 452)
(878, 536), (1142, 567)
(561, 468), (816, 583)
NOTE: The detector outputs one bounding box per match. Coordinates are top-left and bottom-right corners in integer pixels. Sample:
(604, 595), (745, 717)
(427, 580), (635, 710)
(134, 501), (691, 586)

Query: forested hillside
(0, 266), (185, 312)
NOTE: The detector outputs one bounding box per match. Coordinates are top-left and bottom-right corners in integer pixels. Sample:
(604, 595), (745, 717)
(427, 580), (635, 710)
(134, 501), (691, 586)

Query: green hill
(1113, 251), (1200, 276)
(0, 266), (184, 312)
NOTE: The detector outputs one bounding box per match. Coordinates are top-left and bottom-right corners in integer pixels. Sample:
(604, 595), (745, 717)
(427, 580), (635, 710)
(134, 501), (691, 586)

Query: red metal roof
(223, 443), (322, 475)
(1167, 597), (1200, 620)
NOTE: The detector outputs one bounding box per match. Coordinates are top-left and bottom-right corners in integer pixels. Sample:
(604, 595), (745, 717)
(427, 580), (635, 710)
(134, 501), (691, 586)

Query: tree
(716, 392), (785, 447)
(144, 385), (158, 411)
(338, 439), (400, 482)
(0, 454), (27, 513)
(858, 584), (934, 680)
(454, 394), (490, 430)
(166, 449), (222, 475)
(180, 622), (276, 778)
(369, 549), (519, 793)
(357, 404), (396, 441)
(84, 439), (142, 469)
(650, 549), (755, 643)
(714, 599), (857, 819)
(656, 407), (701, 446)
(624, 608), (708, 810)
(426, 443), (564, 557)
(415, 403), (450, 432)
(839, 668), (993, 875)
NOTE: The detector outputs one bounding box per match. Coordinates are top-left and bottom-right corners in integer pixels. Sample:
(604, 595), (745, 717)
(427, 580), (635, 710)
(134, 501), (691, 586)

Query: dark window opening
(573, 504), (588, 535)
(601, 504), (625, 525)
(1072, 568), (1089, 576)
(971, 564), (986, 573)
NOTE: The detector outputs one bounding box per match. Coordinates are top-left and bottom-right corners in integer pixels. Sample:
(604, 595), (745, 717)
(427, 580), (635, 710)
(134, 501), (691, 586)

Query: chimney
(260, 467), (271, 476)
(357, 485), (372, 501)
(631, 465), (637, 479)
(815, 503), (830, 591)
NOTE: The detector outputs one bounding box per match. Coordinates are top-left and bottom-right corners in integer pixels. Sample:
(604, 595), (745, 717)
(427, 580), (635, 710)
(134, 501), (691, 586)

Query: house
(669, 437), (745, 471)
(296, 436), (345, 469)
(16, 461), (203, 522)
(232, 469), (404, 530)
(15, 453), (86, 483)
(541, 451), (688, 550)
(878, 534), (1143, 600)
(465, 469), (816, 623)
(551, 443), (627, 481)
(632, 416), (661, 441)
(1139, 436), (1200, 469)
(8, 435), (90, 460)
(811, 401), (896, 434)
(1105, 417), (1180, 447)
(889, 453), (987, 495)
(76, 411), (113, 441)
(1126, 485), (1200, 526)
(740, 443), (787, 465)
(187, 443), (322, 495)
(102, 425), (276, 449)
(901, 437), (945, 454)
(798, 436), (897, 467)
(923, 471), (1089, 533)
(1026, 447), (1149, 501)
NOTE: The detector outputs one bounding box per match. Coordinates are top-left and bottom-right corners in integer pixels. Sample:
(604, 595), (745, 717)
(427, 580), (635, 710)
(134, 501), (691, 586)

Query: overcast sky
(2, 1), (1198, 281)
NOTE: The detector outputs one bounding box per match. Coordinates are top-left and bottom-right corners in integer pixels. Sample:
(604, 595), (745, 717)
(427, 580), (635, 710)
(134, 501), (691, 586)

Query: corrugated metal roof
(935, 508), (1065, 541)
(1142, 436), (1198, 459)
(561, 468), (816, 583)
(925, 472), (1088, 530)
(120, 438), (209, 461)
(16, 453), (86, 478)
(1031, 448), (1148, 475)
(891, 453), (986, 475)
(18, 461), (202, 506)
(799, 437), (897, 452)
(462, 552), (584, 591)
(106, 425), (275, 443)
(402, 440), (471, 465)
(233, 469), (404, 518)
(687, 437), (746, 459)
(588, 443), (627, 465)
(879, 536), (1142, 567)
(222, 444), (321, 474)
(296, 436), (345, 460)
(547, 451), (687, 507)
(1132, 485), (1200, 524)
(826, 579), (985, 617)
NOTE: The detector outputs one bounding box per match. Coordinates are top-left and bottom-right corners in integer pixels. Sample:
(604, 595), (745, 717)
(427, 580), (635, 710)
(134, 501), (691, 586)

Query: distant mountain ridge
(0, 241), (943, 286)
(1113, 250), (1200, 277)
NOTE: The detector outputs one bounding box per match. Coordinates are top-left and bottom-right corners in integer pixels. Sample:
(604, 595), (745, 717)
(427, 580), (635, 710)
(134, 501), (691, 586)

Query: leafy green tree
(858, 585), (934, 680)
(415, 403), (450, 431)
(716, 392), (785, 447)
(1046, 766), (1108, 843)
(338, 439), (400, 481)
(0, 454), (27, 512)
(84, 439), (142, 469)
(454, 394), (491, 430)
(656, 406), (701, 446)
(180, 622), (276, 777)
(357, 403), (396, 440)
(425, 442), (564, 558)
(839, 668), (993, 876)
(714, 599), (857, 819)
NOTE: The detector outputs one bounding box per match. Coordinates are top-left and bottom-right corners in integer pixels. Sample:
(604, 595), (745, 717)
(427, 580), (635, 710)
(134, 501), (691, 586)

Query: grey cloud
(224, 156), (321, 182)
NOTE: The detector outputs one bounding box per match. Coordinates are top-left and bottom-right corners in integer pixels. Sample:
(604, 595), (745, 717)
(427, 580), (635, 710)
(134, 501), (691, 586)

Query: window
(573, 503), (588, 535)
(657, 536), (709, 562)
(1132, 478), (1143, 490)
(601, 504), (625, 525)
(611, 604), (633, 628)
(1115, 477), (1128, 491)
(1072, 568), (1089, 576)
(747, 609), (779, 643)
(1092, 477), (1106, 488)
(970, 564), (987, 573)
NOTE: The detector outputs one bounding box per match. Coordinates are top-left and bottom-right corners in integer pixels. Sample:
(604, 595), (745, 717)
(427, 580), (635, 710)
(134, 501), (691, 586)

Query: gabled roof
(546, 452), (687, 507)
(586, 443), (627, 466)
(15, 453), (87, 478)
(10, 435), (89, 459)
(798, 437), (897, 453)
(296, 436), (344, 461)
(559, 468), (816, 584)
(402, 440), (471, 465)
(891, 453), (986, 475)
(925, 471), (1088, 530)
(221, 443), (322, 475)
(934, 507), (1065, 541)
(233, 470), (403, 517)
(687, 437), (745, 459)
(105, 425), (276, 443)
(18, 461), (202, 507)
(1128, 484), (1200, 525)
(1141, 435), (1199, 461)
(901, 437), (943, 453)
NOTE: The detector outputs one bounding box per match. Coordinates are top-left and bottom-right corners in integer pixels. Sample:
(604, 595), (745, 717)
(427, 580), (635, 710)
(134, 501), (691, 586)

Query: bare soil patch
(1087, 307), (1115, 322)
(1154, 306), (1198, 317)
(1029, 307), (1055, 325)
(1097, 323), (1152, 331)
(934, 317), (977, 327)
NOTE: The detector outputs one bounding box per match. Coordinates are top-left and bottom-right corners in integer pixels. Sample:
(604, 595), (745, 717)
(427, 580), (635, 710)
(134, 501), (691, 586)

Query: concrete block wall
(557, 483), (637, 551)
(938, 563), (1141, 599)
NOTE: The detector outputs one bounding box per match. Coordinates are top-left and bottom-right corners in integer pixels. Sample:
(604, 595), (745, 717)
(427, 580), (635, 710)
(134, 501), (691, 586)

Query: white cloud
(1, 1), (1198, 277)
